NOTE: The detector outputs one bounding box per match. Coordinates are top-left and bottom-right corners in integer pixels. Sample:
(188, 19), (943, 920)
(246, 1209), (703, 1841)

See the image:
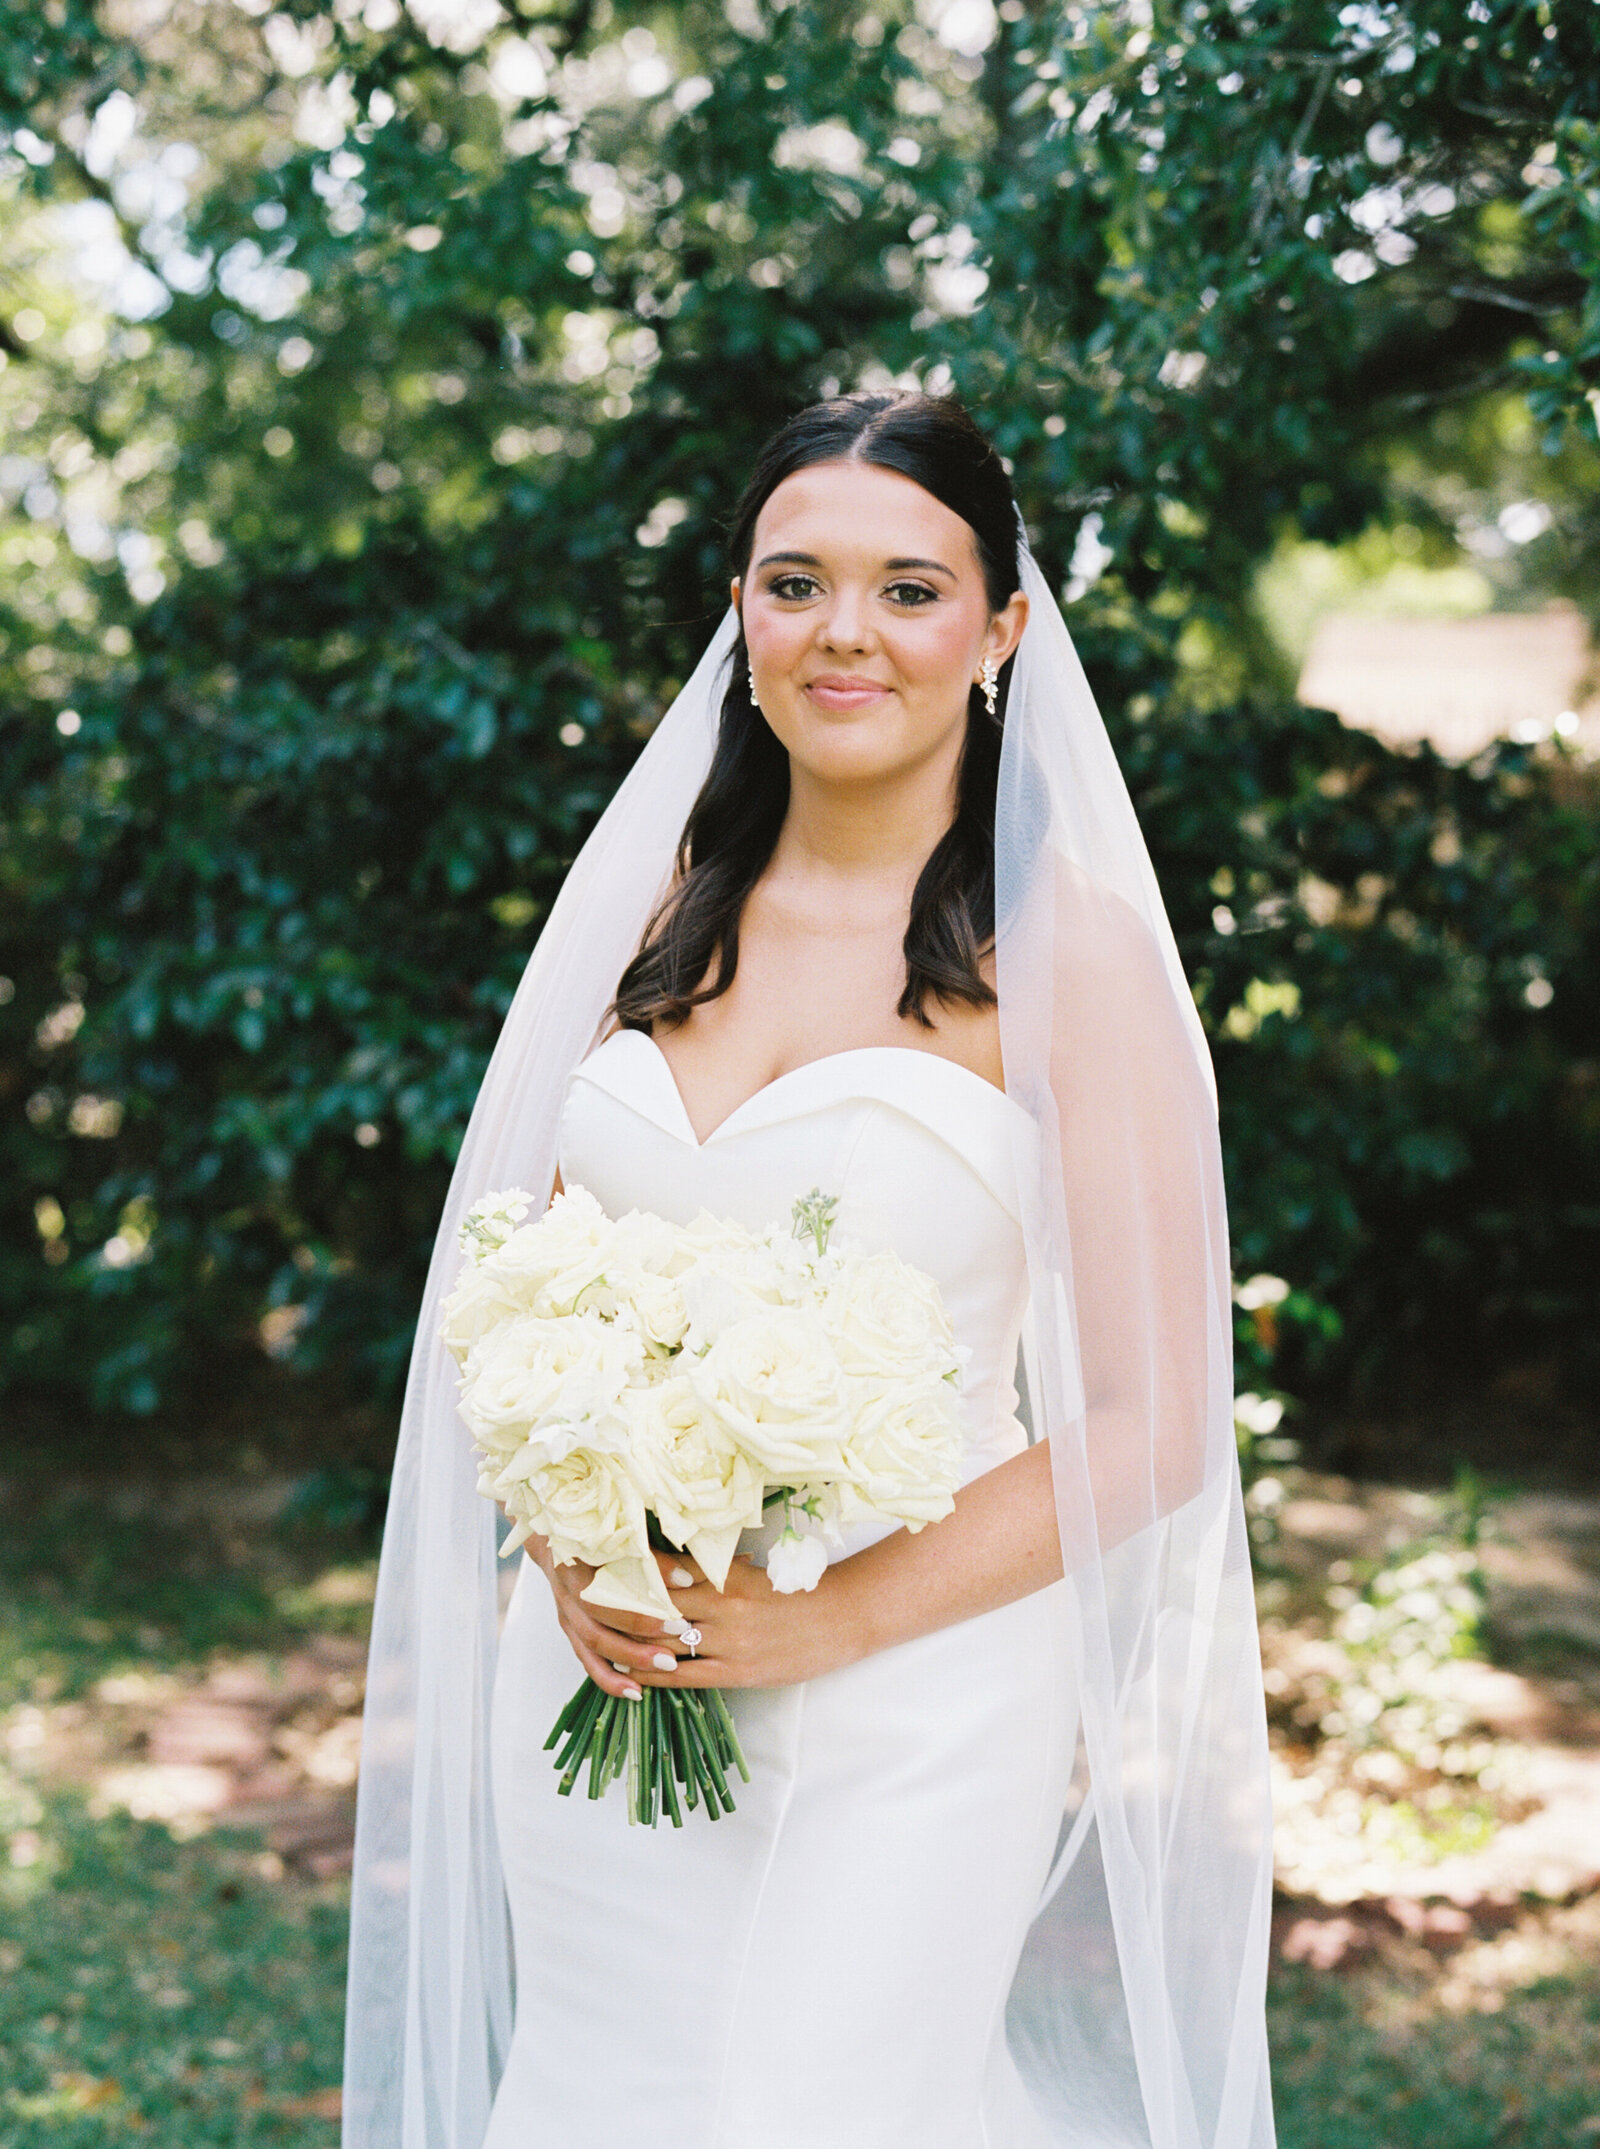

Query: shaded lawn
(1269, 1942), (1600, 2149)
(0, 1478), (367, 2142)
(2, 1476), (1599, 2144)
(1, 1799), (345, 2143)
(0, 1481), (378, 1708)
(8, 1803), (1598, 2148)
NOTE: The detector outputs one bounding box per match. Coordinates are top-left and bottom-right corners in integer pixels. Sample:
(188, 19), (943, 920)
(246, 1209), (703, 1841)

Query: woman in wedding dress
(343, 394), (1277, 2149)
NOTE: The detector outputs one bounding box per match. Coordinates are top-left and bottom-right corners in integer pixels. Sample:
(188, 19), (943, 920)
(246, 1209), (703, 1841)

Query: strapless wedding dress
(482, 1029), (1075, 2149)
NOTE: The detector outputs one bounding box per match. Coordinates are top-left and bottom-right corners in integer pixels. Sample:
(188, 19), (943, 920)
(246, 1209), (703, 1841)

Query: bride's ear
(985, 588), (1029, 669)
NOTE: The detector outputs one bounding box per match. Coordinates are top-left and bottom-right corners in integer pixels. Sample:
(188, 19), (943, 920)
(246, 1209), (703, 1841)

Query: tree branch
(1248, 57), (1336, 246)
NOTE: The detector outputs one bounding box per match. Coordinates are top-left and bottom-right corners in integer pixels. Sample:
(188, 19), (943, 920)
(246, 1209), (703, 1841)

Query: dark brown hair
(611, 391), (1021, 1032)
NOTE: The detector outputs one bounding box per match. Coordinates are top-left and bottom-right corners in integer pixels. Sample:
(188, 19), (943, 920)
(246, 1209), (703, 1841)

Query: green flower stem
(626, 1695), (643, 1825)
(654, 1695), (684, 1828)
(545, 1676), (602, 1760)
(665, 1690), (700, 1813)
(678, 1692), (732, 1811)
(706, 1687), (752, 1783)
(555, 1684), (606, 1789)
(546, 1675), (750, 1826)
(557, 1724), (592, 1799)
(595, 1694), (628, 1797)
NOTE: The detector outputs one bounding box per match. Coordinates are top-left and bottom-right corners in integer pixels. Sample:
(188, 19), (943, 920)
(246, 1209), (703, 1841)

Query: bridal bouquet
(440, 1182), (966, 1826)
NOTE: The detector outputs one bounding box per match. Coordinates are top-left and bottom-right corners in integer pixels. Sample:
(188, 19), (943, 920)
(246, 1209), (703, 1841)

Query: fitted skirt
(483, 1554), (1076, 2149)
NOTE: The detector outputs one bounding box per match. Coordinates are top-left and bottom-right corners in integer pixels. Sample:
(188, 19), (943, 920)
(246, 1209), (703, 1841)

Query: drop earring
(978, 655), (999, 717)
(747, 661), (760, 710)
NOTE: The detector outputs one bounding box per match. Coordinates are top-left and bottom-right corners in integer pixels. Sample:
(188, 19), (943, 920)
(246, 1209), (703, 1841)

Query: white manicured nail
(622, 1685), (642, 1701)
(652, 1652), (677, 1671)
(661, 1615), (690, 1638)
(610, 1661), (629, 1674)
(670, 1567), (694, 1588)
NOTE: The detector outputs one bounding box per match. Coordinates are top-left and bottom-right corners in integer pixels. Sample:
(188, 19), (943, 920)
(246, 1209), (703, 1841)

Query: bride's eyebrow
(756, 550), (957, 578)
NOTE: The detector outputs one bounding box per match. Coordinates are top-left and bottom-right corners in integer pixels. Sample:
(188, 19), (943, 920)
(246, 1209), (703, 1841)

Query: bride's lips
(804, 674), (892, 711)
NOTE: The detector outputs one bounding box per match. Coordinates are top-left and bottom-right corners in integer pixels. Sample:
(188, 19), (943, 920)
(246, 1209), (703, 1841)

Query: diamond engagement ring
(681, 1626), (702, 1656)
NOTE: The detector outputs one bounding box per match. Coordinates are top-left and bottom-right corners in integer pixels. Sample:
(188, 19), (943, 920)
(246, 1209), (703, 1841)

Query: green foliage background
(2, 0), (1598, 1446)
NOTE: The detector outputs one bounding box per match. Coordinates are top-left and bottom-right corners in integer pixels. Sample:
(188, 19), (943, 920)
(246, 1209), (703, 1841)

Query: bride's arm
(826, 1440), (1062, 1655)
(537, 1440), (1062, 1694)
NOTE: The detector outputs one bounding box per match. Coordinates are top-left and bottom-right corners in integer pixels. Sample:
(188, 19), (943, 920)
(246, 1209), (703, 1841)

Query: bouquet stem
(543, 1676), (751, 1827)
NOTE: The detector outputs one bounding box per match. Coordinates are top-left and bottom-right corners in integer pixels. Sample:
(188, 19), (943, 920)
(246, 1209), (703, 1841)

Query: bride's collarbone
(655, 920), (1004, 1105)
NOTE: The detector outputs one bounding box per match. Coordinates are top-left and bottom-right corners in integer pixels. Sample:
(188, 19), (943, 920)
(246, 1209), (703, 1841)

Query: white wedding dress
(482, 1028), (1076, 2149)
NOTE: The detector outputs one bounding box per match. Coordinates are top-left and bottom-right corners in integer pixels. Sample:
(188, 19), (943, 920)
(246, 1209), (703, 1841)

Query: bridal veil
(342, 526), (1277, 2149)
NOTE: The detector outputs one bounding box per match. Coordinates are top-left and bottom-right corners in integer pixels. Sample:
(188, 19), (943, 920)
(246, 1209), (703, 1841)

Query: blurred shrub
(9, 619), (1594, 1420)
(1144, 699), (1600, 1407)
(1261, 1474), (1509, 1884)
(2, 0), (1597, 1427)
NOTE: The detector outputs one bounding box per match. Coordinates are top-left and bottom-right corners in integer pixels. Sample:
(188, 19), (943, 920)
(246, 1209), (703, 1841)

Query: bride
(342, 393), (1277, 2149)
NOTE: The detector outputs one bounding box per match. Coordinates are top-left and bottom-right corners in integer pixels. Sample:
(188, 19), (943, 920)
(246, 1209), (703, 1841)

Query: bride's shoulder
(1045, 858), (1169, 990)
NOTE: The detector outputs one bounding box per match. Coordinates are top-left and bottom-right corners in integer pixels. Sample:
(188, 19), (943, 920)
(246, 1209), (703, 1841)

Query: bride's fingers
(566, 1602), (694, 1676)
(542, 1564), (682, 1695)
(636, 1651), (726, 1689)
(634, 1615), (716, 1676)
(554, 1593), (661, 1640)
(560, 1622), (641, 1700)
(567, 1588), (708, 1650)
(549, 1567), (711, 1660)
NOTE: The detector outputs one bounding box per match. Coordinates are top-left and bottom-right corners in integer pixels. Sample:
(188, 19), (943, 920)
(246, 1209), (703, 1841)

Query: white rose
(510, 1444), (650, 1571)
(833, 1378), (963, 1532)
(439, 1257), (528, 1366)
(663, 1211), (761, 1275)
(485, 1184), (615, 1316)
(458, 1311), (636, 1463)
(679, 1264), (772, 1352)
(678, 1234), (812, 1351)
(608, 1206), (681, 1276)
(580, 1551), (677, 1624)
(571, 1209), (688, 1326)
(766, 1525), (829, 1594)
(623, 1378), (766, 1587)
(826, 1250), (957, 1382)
(626, 1271), (690, 1351)
(689, 1309), (851, 1481)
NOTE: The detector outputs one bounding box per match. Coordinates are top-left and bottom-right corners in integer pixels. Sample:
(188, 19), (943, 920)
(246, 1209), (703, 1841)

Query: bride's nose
(816, 586), (874, 654)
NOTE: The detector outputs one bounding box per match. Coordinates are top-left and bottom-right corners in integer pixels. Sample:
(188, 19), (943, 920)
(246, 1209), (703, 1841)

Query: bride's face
(732, 459), (1027, 789)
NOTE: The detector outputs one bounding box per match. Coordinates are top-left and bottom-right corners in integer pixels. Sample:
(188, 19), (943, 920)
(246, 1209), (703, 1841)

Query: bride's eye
(885, 581), (938, 607)
(768, 573), (820, 601)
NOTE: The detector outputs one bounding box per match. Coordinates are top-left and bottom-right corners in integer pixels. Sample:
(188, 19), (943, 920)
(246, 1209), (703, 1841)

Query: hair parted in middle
(611, 390), (1022, 1034)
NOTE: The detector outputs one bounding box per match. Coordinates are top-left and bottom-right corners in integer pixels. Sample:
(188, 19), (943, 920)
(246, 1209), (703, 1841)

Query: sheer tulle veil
(341, 520), (1277, 2149)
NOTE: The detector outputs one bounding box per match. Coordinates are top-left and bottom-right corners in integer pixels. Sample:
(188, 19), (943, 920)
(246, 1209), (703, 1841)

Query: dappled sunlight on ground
(1257, 1473), (1600, 2144)
(4, 1469), (1600, 2143)
(1, 1484), (372, 1878)
(1256, 1473), (1600, 1907)
(0, 1479), (366, 2140)
(8, 1610), (370, 1874)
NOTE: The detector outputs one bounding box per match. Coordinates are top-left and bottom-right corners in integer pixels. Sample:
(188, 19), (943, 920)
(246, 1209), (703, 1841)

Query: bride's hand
(639, 1553), (865, 1691)
(524, 1537), (658, 1700)
(528, 1538), (862, 1694)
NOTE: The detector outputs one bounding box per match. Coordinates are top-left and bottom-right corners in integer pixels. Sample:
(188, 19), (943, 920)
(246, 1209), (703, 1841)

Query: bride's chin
(769, 707), (944, 782)
(784, 737), (918, 789)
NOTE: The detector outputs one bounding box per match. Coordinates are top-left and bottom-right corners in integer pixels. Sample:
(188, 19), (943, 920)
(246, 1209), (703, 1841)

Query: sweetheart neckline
(599, 1029), (1020, 1151)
